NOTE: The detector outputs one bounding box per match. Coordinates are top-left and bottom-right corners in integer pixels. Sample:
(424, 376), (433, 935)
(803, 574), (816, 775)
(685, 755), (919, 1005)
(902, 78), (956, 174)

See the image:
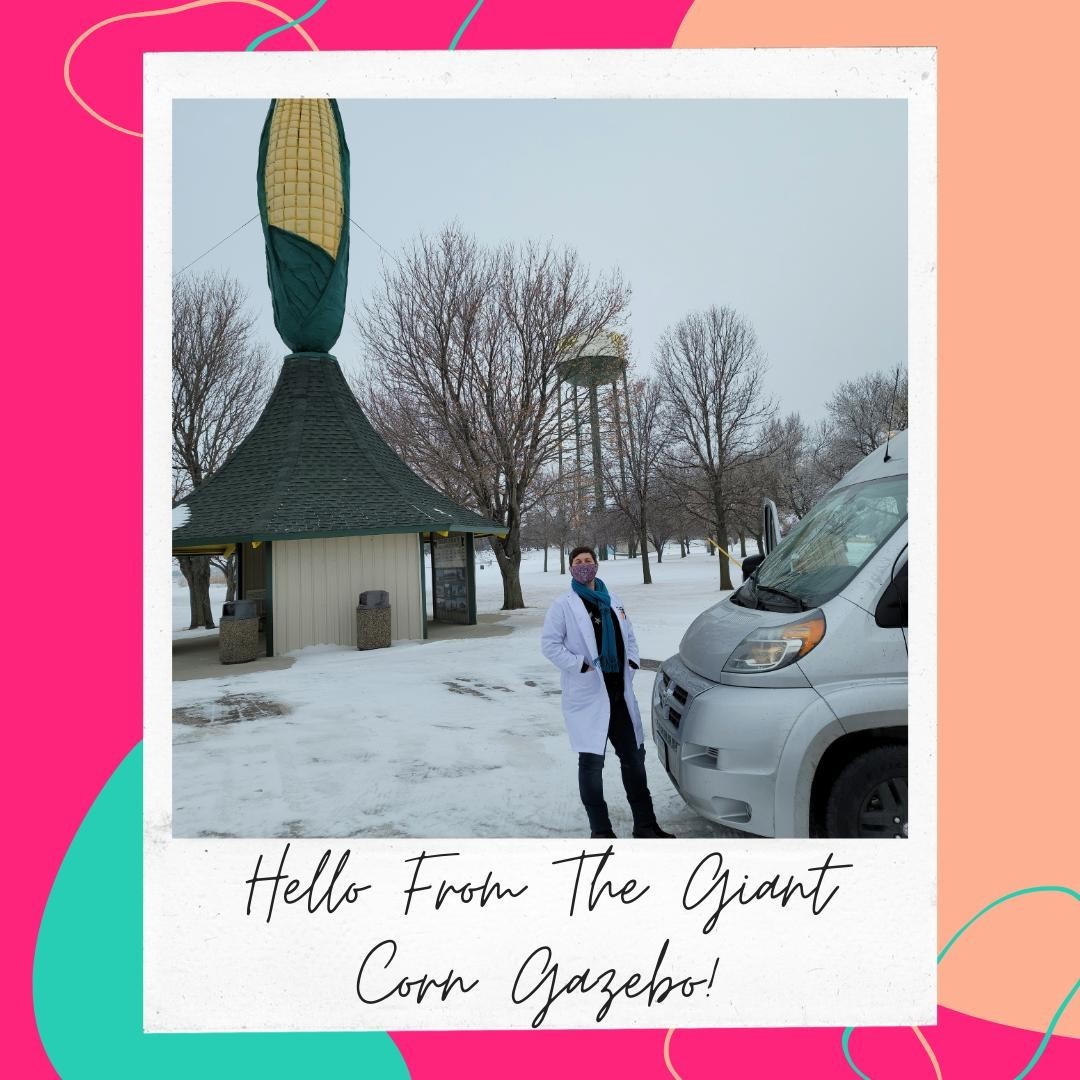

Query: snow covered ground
(172, 545), (755, 839)
(173, 581), (229, 637)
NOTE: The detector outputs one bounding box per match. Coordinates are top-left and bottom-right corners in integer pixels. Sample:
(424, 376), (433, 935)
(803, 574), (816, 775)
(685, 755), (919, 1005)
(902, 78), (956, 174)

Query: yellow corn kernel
(264, 99), (343, 259)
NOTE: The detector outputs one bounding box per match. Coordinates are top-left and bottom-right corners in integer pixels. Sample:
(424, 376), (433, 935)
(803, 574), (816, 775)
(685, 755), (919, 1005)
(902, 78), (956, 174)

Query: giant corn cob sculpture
(257, 98), (350, 355)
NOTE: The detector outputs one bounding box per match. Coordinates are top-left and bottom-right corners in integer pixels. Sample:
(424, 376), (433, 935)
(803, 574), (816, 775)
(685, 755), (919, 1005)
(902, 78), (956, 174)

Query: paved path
(173, 613), (518, 682)
(173, 634), (295, 682)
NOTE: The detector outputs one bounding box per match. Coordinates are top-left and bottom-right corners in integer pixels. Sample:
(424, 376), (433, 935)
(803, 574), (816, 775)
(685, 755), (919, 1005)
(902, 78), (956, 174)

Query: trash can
(356, 589), (391, 650)
(219, 599), (259, 664)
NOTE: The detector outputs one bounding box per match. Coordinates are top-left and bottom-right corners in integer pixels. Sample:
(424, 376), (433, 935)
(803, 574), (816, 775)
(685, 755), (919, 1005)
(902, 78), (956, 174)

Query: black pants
(578, 695), (657, 834)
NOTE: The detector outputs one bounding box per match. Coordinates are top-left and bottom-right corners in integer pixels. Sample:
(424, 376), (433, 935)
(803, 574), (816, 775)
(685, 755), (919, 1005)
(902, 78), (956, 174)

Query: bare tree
(729, 453), (776, 555)
(822, 363), (908, 479)
(602, 373), (669, 584)
(520, 467), (571, 572)
(209, 553), (238, 602)
(730, 413), (830, 544)
(355, 225), (629, 609)
(656, 305), (776, 590)
(645, 487), (684, 563)
(532, 466), (588, 574)
(172, 272), (272, 628)
(774, 414), (837, 519)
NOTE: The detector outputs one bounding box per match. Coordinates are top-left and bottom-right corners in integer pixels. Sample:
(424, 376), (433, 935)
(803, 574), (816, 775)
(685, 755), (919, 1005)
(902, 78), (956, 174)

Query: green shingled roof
(173, 354), (503, 548)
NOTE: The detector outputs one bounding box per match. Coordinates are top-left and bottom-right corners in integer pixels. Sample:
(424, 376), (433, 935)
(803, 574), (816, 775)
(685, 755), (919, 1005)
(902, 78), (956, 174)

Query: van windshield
(739, 475), (907, 611)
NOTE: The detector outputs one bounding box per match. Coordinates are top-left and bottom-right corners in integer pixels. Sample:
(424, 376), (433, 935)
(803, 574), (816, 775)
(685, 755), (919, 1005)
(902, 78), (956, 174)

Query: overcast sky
(173, 97), (906, 423)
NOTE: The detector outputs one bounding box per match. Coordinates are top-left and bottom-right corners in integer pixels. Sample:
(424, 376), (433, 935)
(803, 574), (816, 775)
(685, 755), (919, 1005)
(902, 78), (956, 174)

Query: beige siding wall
(271, 534), (422, 653)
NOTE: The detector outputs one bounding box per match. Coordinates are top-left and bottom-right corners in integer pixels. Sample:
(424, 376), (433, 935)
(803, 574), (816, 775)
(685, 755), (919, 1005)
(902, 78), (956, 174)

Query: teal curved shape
(245, 0), (330, 51)
(449, 0), (485, 50)
(843, 883), (1080, 1079)
(33, 743), (409, 1078)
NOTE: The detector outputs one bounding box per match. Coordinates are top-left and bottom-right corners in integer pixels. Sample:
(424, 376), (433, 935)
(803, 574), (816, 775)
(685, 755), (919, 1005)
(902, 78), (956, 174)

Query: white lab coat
(540, 587), (644, 755)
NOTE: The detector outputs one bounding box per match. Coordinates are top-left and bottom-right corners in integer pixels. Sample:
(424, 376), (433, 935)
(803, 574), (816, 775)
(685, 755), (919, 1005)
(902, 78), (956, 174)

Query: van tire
(824, 744), (907, 838)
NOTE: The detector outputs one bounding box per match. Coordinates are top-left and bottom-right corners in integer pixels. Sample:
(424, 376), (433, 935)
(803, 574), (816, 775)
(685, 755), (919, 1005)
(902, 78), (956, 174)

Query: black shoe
(632, 823), (676, 839)
(590, 829), (617, 839)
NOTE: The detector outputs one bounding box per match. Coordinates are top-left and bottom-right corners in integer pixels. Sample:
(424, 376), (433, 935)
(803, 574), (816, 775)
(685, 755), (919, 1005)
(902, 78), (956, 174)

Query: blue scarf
(572, 577), (620, 673)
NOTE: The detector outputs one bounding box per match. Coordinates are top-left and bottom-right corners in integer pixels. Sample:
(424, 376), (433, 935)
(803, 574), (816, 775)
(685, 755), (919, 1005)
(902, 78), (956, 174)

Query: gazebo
(173, 98), (502, 656)
(172, 353), (503, 655)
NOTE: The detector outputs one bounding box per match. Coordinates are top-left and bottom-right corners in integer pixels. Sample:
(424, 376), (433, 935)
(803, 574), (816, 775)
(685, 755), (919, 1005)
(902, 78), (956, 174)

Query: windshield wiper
(730, 586), (753, 608)
(753, 583), (806, 611)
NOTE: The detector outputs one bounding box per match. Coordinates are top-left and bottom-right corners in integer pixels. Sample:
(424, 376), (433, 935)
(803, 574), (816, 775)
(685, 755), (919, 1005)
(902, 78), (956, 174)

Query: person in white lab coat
(541, 545), (675, 839)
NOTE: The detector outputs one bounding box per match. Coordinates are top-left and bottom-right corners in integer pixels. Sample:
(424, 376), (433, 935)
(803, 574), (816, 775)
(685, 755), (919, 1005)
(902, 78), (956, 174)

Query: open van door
(763, 497), (782, 555)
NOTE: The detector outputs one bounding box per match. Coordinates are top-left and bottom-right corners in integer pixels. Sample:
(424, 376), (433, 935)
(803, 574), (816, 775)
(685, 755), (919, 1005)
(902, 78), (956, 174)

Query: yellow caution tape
(705, 535), (743, 569)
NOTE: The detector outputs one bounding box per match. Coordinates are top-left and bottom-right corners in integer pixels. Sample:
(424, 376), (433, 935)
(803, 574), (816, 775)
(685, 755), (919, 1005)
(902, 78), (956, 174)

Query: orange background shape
(676, 0), (1080, 1037)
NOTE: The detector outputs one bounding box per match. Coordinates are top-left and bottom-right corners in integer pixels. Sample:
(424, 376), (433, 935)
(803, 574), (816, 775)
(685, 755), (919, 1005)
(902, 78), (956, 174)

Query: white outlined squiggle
(64, 0), (320, 138)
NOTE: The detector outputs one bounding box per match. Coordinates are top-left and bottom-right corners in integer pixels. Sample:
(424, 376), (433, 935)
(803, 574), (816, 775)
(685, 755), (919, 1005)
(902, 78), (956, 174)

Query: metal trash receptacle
(356, 589), (391, 650)
(219, 599), (259, 664)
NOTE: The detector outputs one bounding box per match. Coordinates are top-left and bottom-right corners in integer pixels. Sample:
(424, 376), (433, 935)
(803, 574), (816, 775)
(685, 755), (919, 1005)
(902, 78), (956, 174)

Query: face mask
(571, 562), (598, 584)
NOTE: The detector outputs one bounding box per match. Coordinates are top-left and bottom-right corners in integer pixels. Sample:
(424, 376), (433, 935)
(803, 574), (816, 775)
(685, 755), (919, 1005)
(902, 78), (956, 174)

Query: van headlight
(723, 610), (826, 673)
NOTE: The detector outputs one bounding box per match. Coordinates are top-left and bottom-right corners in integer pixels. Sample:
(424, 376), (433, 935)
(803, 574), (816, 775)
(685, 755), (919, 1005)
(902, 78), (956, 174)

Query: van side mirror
(875, 563), (908, 628)
(741, 554), (765, 579)
(763, 499), (782, 554)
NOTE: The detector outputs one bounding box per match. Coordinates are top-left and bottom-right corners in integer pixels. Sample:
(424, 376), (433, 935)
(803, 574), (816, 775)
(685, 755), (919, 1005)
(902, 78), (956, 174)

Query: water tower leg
(588, 383), (607, 559)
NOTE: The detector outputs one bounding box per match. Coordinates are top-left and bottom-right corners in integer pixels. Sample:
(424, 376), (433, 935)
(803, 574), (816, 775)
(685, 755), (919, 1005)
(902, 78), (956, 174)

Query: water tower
(557, 331), (627, 558)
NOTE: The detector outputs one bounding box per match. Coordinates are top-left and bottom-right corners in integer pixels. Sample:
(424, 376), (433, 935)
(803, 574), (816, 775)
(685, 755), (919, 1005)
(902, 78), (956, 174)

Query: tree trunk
(739, 534), (747, 558)
(225, 553), (237, 602)
(178, 554), (216, 629)
(638, 511), (652, 585)
(543, 544), (549, 573)
(501, 559), (525, 609)
(715, 504), (733, 590)
(654, 542), (663, 564)
(491, 515), (525, 609)
(628, 535), (638, 559)
(559, 543), (566, 575)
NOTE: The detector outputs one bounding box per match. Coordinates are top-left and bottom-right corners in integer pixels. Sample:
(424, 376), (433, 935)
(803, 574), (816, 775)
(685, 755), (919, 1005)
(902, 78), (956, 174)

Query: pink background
(7, 1), (1077, 1076)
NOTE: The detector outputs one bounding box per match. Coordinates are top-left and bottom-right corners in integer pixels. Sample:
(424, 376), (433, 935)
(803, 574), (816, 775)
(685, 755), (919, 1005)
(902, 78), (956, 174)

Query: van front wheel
(824, 745), (907, 839)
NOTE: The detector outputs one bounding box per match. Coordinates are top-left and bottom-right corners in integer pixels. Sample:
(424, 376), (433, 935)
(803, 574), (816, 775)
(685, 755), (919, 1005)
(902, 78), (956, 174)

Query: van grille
(660, 670), (692, 730)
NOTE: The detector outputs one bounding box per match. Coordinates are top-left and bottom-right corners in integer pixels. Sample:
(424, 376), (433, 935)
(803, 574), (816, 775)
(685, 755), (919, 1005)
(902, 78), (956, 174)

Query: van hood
(677, 596), (812, 686)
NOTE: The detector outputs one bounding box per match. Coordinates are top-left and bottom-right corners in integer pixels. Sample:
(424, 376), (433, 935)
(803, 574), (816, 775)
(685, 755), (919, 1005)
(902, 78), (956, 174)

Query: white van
(652, 432), (908, 838)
